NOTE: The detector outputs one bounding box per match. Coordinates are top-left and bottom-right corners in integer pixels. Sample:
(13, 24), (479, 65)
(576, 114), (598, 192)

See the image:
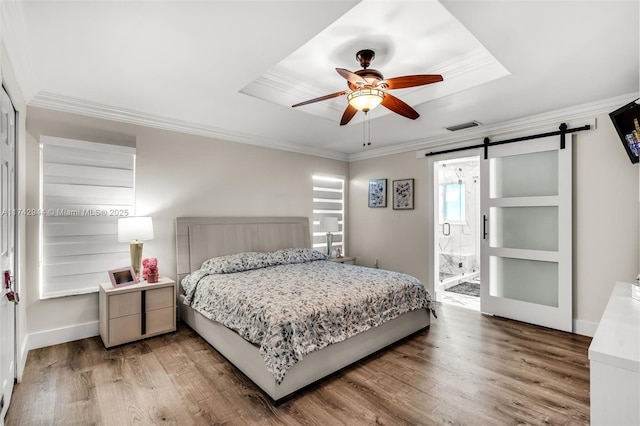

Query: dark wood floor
(5, 303), (592, 425)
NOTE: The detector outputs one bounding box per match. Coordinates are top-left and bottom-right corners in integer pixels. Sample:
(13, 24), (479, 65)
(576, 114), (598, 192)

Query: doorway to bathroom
(434, 156), (480, 311)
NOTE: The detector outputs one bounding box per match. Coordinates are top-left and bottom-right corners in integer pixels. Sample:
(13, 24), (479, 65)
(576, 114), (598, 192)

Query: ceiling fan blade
(340, 104), (358, 126)
(292, 90), (349, 108)
(336, 68), (367, 86)
(381, 74), (443, 90)
(381, 92), (419, 120)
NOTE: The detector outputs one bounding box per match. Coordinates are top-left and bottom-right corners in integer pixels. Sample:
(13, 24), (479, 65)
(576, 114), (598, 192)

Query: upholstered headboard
(175, 217), (311, 282)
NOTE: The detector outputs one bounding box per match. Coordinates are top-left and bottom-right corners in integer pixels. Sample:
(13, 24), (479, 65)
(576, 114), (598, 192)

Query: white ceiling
(6, 0), (639, 161)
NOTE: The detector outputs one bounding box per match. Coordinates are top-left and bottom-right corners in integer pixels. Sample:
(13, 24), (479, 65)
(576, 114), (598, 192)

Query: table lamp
(118, 216), (154, 281)
(319, 217), (339, 257)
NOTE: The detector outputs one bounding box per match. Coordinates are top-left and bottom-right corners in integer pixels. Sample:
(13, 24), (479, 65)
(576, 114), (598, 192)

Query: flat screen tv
(609, 98), (640, 164)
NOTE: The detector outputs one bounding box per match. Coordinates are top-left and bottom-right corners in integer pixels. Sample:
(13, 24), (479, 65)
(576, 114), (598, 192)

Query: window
(312, 174), (345, 256)
(40, 136), (135, 298)
(440, 182), (465, 223)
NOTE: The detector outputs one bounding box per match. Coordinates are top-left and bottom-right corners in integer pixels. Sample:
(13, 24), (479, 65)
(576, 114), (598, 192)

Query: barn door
(480, 134), (572, 332)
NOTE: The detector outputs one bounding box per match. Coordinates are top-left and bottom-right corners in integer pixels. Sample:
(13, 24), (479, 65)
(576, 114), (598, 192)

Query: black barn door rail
(424, 123), (591, 159)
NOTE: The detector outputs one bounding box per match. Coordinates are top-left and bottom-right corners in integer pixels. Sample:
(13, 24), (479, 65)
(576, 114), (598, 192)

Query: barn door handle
(483, 215), (488, 240)
(443, 222), (451, 236)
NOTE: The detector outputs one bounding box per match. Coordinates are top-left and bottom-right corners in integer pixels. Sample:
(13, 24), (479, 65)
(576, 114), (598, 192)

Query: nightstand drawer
(146, 287), (174, 311)
(146, 307), (174, 335)
(109, 314), (142, 344)
(109, 292), (141, 318)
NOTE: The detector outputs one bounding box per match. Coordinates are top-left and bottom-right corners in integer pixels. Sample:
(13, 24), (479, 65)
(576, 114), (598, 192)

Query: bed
(176, 216), (432, 403)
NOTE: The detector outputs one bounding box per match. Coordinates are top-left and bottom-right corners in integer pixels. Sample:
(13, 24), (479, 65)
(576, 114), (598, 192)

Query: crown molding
(348, 92), (640, 162)
(247, 69), (346, 116)
(408, 47), (507, 89)
(256, 47), (496, 100)
(29, 91), (350, 162)
(27, 90), (638, 165)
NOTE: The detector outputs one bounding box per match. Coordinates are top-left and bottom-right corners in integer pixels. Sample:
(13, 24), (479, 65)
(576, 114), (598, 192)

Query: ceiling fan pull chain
(362, 112), (372, 148)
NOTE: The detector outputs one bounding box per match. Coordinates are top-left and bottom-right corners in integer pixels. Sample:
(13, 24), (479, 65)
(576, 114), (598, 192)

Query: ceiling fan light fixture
(292, 49), (443, 125)
(347, 88), (384, 112)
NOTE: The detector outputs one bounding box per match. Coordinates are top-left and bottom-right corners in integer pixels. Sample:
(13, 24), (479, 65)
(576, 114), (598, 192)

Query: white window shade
(40, 136), (135, 298)
(312, 174), (345, 255)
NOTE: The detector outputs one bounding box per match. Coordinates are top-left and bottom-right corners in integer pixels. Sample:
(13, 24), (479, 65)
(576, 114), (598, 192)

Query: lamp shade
(319, 217), (339, 233)
(118, 216), (154, 242)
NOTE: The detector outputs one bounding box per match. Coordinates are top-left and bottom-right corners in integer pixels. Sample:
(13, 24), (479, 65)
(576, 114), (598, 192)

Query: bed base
(180, 300), (429, 403)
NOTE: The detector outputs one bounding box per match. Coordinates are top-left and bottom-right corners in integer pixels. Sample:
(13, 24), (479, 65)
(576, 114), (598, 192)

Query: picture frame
(393, 178), (414, 210)
(108, 266), (138, 288)
(368, 179), (387, 208)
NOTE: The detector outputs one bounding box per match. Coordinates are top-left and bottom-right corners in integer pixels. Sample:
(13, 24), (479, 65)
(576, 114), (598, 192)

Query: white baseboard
(17, 321), (99, 383)
(17, 338), (29, 382)
(26, 321), (99, 351)
(574, 318), (598, 337)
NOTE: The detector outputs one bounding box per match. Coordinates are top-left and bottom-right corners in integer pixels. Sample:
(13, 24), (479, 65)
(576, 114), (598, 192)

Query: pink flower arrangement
(142, 257), (158, 281)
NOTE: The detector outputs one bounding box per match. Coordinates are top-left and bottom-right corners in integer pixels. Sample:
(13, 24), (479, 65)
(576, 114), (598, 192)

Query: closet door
(0, 85), (17, 419)
(480, 134), (572, 332)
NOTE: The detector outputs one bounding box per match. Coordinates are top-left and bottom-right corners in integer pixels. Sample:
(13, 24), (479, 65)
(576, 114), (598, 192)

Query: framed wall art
(393, 178), (414, 210)
(368, 179), (387, 208)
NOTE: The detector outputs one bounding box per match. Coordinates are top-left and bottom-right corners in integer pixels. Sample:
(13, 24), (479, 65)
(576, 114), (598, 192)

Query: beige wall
(20, 106), (640, 340)
(572, 116), (639, 324)
(349, 115), (639, 328)
(25, 107), (348, 337)
(349, 151), (429, 282)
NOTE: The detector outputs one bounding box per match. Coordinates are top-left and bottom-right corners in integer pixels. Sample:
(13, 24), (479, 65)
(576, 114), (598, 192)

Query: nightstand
(331, 256), (356, 265)
(99, 276), (176, 348)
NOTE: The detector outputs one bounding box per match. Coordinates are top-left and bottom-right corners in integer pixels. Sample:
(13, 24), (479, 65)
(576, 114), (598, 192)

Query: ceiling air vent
(446, 120), (482, 131)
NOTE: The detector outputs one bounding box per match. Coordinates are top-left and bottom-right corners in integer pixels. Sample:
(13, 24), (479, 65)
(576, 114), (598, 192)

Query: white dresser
(588, 282), (640, 425)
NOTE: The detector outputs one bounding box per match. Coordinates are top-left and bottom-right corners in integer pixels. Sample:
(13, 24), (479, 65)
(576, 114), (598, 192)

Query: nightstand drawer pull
(141, 290), (146, 335)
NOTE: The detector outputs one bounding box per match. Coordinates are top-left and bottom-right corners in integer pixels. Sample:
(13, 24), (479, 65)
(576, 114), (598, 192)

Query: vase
(147, 273), (158, 284)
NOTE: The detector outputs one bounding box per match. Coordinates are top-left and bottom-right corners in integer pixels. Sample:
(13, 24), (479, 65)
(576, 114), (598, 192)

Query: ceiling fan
(292, 49), (443, 125)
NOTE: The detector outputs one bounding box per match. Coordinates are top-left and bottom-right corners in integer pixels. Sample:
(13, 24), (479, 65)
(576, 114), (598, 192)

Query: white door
(0, 85), (17, 419)
(480, 134), (572, 332)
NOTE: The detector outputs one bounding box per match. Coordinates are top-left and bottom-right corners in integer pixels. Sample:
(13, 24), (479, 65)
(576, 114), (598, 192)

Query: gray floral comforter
(181, 249), (433, 384)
